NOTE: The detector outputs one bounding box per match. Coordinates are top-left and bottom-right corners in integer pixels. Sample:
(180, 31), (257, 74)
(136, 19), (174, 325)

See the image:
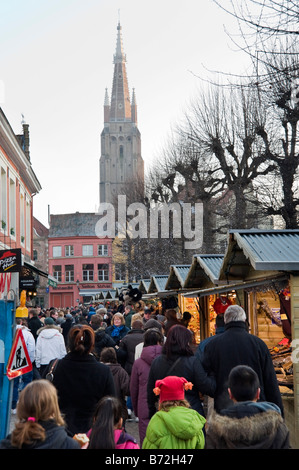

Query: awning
(182, 275), (289, 298)
(24, 261), (49, 278)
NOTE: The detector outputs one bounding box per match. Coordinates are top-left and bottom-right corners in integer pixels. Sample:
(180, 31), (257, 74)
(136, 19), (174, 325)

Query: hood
(158, 407), (205, 440)
(208, 408), (284, 449)
(140, 344), (163, 366)
(37, 325), (62, 339)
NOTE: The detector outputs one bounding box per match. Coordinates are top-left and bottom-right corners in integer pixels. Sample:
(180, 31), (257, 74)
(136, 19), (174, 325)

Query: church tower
(99, 22), (144, 205)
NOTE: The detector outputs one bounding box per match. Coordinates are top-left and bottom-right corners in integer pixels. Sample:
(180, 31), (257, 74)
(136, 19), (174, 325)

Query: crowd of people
(0, 300), (291, 450)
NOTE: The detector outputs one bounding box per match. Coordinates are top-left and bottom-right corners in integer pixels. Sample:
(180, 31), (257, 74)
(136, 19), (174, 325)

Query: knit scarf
(110, 325), (124, 338)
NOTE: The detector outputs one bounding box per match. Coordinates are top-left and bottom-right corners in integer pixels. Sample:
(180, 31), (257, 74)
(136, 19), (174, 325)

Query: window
(33, 250), (38, 261)
(65, 245), (74, 257)
(9, 179), (16, 237)
(98, 244), (108, 256)
(53, 265), (62, 282)
(98, 264), (109, 281)
(1, 168), (7, 230)
(83, 264), (94, 281)
(82, 245), (93, 256)
(115, 263), (126, 281)
(65, 265), (74, 282)
(20, 193), (25, 242)
(53, 246), (62, 257)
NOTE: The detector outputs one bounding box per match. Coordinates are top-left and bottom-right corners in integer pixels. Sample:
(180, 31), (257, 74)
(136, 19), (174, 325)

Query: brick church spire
(99, 22), (144, 205)
(109, 21), (132, 122)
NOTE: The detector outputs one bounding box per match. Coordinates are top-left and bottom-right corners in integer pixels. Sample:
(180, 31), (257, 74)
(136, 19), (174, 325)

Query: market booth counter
(217, 229), (299, 448)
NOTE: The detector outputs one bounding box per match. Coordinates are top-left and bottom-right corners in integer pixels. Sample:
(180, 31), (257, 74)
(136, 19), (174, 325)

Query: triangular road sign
(6, 328), (32, 380)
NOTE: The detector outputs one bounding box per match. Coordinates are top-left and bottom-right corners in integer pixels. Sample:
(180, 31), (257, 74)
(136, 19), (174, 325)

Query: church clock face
(118, 103), (123, 109)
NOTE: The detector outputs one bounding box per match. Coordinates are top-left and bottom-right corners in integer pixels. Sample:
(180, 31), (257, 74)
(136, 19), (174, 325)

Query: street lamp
(76, 279), (80, 289)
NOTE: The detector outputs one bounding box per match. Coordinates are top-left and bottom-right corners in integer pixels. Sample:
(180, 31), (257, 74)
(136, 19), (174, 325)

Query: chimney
(22, 123), (30, 161)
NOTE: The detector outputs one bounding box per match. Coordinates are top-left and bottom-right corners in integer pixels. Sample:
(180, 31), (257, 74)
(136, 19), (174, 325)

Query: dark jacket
(61, 318), (74, 346)
(0, 420), (80, 449)
(106, 324), (130, 346)
(205, 401), (290, 449)
(130, 344), (163, 445)
(28, 316), (44, 340)
(106, 362), (130, 419)
(45, 352), (116, 434)
(147, 353), (216, 418)
(94, 327), (116, 359)
(202, 321), (284, 415)
(117, 328), (144, 375)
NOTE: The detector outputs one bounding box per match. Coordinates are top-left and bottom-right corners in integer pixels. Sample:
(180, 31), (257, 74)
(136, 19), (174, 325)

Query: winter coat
(28, 316), (44, 340)
(205, 401), (291, 449)
(202, 321), (284, 415)
(94, 327), (116, 359)
(61, 318), (74, 346)
(106, 324), (130, 346)
(114, 429), (140, 449)
(117, 328), (144, 375)
(130, 344), (163, 445)
(147, 354), (216, 418)
(0, 420), (80, 449)
(35, 325), (66, 368)
(142, 406), (206, 449)
(45, 351), (116, 435)
(105, 362), (130, 419)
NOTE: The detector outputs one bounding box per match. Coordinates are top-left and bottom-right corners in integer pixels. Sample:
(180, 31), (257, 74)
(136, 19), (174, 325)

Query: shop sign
(0, 249), (22, 273)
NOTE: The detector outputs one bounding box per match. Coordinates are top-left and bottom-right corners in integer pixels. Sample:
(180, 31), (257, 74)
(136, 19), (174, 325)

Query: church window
(119, 146), (124, 158)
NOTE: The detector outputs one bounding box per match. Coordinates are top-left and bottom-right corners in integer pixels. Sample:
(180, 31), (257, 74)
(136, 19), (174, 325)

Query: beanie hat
(153, 376), (193, 402)
(144, 319), (162, 331)
(45, 317), (55, 325)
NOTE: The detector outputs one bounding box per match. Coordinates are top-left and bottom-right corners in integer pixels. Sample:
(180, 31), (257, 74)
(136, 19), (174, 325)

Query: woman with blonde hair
(105, 313), (129, 346)
(0, 380), (80, 449)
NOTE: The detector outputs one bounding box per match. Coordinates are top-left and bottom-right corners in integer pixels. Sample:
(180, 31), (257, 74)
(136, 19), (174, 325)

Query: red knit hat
(153, 376), (193, 402)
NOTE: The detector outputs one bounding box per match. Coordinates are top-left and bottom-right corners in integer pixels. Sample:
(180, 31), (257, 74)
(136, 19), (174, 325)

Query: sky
(0, 0), (251, 228)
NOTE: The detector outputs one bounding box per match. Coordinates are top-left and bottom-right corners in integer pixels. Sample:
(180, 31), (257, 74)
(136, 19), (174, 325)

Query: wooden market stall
(216, 229), (299, 448)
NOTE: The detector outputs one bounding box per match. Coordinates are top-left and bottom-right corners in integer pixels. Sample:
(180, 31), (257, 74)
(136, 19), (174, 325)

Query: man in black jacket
(202, 305), (284, 416)
(28, 308), (43, 340)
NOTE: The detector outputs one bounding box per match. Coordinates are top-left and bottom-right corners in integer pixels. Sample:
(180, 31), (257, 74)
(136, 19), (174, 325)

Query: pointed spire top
(131, 88), (136, 105)
(114, 20), (126, 64)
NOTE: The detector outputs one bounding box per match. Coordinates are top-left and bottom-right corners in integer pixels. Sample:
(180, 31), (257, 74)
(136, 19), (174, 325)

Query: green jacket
(142, 406), (206, 449)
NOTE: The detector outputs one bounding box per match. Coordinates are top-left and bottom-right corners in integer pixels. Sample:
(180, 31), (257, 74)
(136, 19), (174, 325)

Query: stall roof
(184, 254), (225, 288)
(165, 265), (191, 290)
(220, 229), (299, 280)
(148, 275), (169, 293)
(139, 279), (151, 293)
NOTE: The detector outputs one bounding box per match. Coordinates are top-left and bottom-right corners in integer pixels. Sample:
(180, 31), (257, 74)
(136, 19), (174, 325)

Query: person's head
(144, 318), (163, 332)
(224, 305), (246, 324)
(183, 311), (192, 321)
(96, 307), (107, 316)
(44, 317), (55, 326)
(112, 313), (125, 326)
(165, 309), (178, 321)
(215, 313), (225, 329)
(131, 313), (142, 324)
(68, 324), (95, 355)
(124, 305), (132, 314)
(131, 320), (144, 330)
(29, 308), (39, 318)
(143, 308), (151, 318)
(11, 380), (64, 448)
(100, 347), (117, 364)
(153, 376), (192, 412)
(143, 328), (164, 347)
(228, 365), (260, 402)
(90, 314), (103, 330)
(163, 324), (193, 359)
(89, 396), (123, 449)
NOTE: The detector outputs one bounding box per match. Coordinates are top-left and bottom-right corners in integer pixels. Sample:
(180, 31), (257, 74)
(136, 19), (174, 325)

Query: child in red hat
(142, 376), (206, 449)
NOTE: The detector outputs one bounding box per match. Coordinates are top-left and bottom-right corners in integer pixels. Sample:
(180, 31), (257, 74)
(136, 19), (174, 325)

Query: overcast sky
(0, 0), (251, 227)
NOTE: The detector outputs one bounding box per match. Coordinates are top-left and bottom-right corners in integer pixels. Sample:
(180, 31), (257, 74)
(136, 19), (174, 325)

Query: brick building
(48, 213), (113, 308)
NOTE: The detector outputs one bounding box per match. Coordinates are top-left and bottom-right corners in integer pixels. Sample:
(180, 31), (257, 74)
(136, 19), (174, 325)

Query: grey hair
(224, 305), (246, 324)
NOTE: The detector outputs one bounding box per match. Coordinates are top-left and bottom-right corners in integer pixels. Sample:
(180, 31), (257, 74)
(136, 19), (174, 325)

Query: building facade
(33, 217), (49, 308)
(48, 213), (113, 307)
(0, 108), (42, 301)
(99, 22), (144, 205)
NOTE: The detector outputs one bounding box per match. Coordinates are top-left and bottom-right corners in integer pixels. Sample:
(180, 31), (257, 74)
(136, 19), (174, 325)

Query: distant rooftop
(49, 213), (104, 238)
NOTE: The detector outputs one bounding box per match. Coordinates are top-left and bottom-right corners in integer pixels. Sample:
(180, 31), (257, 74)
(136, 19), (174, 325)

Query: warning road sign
(6, 329), (32, 380)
